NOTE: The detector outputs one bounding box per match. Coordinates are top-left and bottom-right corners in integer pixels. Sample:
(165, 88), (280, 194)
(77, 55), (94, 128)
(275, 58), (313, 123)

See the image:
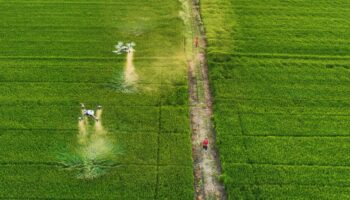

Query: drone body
(79, 104), (102, 122)
(113, 42), (136, 54)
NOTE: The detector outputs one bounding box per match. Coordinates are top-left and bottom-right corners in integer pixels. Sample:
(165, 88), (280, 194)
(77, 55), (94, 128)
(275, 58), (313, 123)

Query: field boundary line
(239, 112), (350, 117)
(211, 79), (350, 85)
(0, 197), (95, 200)
(0, 129), (191, 134)
(0, 161), (191, 168)
(0, 81), (185, 86)
(3, 160), (350, 170)
(215, 97), (350, 102)
(226, 162), (350, 168)
(208, 52), (350, 60)
(232, 135), (350, 138)
(215, 183), (350, 188)
(154, 65), (163, 200)
(0, 56), (183, 61)
(0, 128), (76, 131)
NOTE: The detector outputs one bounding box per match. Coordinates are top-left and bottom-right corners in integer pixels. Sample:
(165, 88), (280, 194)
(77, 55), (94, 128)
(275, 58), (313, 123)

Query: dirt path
(187, 1), (227, 199)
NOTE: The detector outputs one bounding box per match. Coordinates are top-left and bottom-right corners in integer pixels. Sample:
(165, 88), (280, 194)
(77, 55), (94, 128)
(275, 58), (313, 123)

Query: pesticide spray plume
(60, 104), (121, 179)
(78, 119), (88, 145)
(112, 41), (138, 88)
(95, 108), (106, 135)
(124, 51), (138, 86)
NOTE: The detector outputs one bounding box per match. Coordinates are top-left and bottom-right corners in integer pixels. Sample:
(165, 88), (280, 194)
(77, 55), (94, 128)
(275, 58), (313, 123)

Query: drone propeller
(115, 42), (124, 49)
(126, 42), (136, 48)
(126, 42), (136, 52)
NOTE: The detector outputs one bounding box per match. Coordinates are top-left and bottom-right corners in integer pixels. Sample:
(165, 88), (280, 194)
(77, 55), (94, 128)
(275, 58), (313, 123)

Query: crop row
(0, 1), (184, 58)
(215, 112), (350, 137)
(217, 98), (350, 116)
(0, 105), (189, 132)
(0, 164), (194, 199)
(0, 164), (157, 199)
(0, 84), (188, 106)
(0, 66), (187, 85)
(218, 136), (350, 165)
(211, 80), (350, 100)
(208, 60), (350, 83)
(226, 184), (350, 200)
(223, 163), (350, 186)
(0, 130), (191, 166)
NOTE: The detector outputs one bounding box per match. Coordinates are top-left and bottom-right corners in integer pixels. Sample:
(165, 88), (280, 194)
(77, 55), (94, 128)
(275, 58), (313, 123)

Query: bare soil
(188, 1), (227, 199)
(190, 53), (226, 200)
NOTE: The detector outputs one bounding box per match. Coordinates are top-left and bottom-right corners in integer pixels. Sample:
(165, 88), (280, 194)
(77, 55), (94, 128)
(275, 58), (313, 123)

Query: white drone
(79, 103), (102, 122)
(113, 42), (136, 54)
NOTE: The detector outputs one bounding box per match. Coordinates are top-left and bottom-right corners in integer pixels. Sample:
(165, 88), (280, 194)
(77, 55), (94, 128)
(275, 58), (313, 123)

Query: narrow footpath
(187, 0), (227, 199)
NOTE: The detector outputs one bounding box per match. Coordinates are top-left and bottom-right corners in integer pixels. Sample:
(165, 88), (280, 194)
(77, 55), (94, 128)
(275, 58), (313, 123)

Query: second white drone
(113, 42), (136, 54)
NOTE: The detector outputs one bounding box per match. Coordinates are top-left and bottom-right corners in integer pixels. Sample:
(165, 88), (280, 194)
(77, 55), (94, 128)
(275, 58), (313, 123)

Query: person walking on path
(195, 36), (199, 48)
(203, 138), (209, 150)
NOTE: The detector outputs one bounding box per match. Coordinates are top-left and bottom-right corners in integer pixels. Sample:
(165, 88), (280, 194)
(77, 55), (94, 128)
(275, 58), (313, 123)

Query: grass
(0, 0), (193, 199)
(201, 0), (350, 199)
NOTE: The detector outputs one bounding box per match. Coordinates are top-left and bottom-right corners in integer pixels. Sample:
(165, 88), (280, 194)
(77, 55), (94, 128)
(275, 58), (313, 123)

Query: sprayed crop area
(201, 0), (350, 199)
(0, 0), (193, 199)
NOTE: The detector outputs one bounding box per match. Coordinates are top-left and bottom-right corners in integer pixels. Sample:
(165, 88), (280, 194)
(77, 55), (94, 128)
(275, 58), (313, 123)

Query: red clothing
(203, 138), (209, 146)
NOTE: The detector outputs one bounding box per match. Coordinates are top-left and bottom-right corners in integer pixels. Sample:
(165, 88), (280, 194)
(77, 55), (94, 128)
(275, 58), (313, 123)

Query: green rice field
(0, 0), (193, 199)
(201, 0), (350, 199)
(2, 0), (350, 199)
